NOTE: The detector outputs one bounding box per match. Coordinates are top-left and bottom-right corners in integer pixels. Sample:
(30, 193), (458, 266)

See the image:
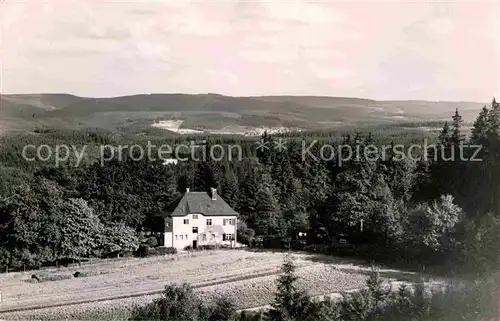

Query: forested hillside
(0, 99), (499, 278)
(0, 93), (485, 133)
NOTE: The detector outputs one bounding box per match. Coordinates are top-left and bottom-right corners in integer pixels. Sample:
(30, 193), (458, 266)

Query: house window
(185, 234), (188, 240)
(183, 219), (189, 225)
(175, 235), (178, 240)
(223, 219), (235, 226)
(180, 235), (183, 240)
(192, 226), (198, 233)
(223, 234), (234, 241)
(192, 214), (198, 219)
(206, 219), (212, 226)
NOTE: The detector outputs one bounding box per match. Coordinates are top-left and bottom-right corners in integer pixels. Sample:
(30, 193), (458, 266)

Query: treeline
(1, 99), (500, 276)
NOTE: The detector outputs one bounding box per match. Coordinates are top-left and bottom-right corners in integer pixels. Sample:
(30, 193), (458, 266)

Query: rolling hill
(0, 93), (487, 135)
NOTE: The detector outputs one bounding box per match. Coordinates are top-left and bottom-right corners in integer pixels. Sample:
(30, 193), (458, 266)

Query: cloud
(71, 25), (131, 40)
(1, 1), (498, 101)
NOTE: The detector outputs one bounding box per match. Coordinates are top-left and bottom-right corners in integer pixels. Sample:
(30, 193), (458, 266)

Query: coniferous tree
(268, 255), (314, 321)
(431, 119), (459, 199)
(208, 161), (223, 190)
(471, 106), (490, 145)
(439, 122), (451, 146)
(193, 161), (222, 192)
(487, 97), (500, 140)
(450, 108), (464, 144)
(193, 162), (209, 192)
(254, 172), (281, 235)
(237, 167), (260, 225)
(220, 167), (239, 209)
(177, 162), (195, 193)
(271, 150), (294, 201)
(281, 178), (309, 238)
(256, 131), (273, 166)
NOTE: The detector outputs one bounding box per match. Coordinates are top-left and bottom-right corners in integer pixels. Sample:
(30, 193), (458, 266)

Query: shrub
(0, 248), (11, 270)
(338, 288), (376, 321)
(145, 236), (158, 248)
(42, 273), (74, 282)
(150, 247), (177, 256)
(128, 283), (236, 321)
(237, 220), (255, 245)
(121, 251), (136, 258)
(325, 272), (500, 321)
(72, 270), (105, 278)
(30, 272), (73, 282)
(100, 223), (140, 257)
(136, 245), (149, 257)
(198, 245), (217, 251)
(136, 246), (177, 257)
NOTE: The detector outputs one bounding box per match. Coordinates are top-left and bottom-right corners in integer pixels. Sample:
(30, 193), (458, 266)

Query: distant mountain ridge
(0, 93), (486, 134)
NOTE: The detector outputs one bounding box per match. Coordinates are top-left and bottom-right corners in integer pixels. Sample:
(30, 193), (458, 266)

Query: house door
(192, 240), (197, 249)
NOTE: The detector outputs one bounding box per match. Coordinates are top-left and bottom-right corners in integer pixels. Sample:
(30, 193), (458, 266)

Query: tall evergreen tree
(439, 122), (451, 146)
(487, 97), (500, 140)
(450, 108), (464, 144)
(268, 255), (314, 321)
(471, 106), (490, 145)
(237, 167), (260, 224)
(271, 150), (294, 201)
(220, 167), (239, 209)
(256, 131), (273, 166)
(193, 161), (222, 192)
(254, 172), (281, 235)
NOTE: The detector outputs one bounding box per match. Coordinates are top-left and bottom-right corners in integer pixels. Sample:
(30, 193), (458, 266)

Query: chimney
(186, 188), (190, 193)
(211, 188), (217, 200)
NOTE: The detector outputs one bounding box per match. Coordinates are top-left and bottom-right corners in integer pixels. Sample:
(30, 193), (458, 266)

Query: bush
(207, 295), (237, 321)
(237, 220), (255, 245)
(145, 236), (158, 248)
(128, 283), (236, 321)
(149, 247), (177, 256)
(71, 270), (105, 278)
(136, 245), (149, 257)
(121, 251), (136, 258)
(136, 246), (177, 257)
(0, 248), (11, 270)
(30, 272), (73, 282)
(44, 273), (74, 282)
(198, 245), (217, 251)
(100, 223), (140, 257)
(322, 272), (500, 321)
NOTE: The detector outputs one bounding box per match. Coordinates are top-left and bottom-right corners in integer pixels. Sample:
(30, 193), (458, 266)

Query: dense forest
(1, 99), (500, 280)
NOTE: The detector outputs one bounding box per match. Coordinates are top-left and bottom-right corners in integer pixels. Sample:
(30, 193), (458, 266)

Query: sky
(1, 0), (499, 101)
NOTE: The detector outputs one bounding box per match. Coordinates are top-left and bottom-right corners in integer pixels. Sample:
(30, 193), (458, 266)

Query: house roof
(166, 191), (239, 217)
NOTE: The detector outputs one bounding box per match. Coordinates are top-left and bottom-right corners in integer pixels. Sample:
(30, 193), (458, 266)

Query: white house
(163, 188), (238, 250)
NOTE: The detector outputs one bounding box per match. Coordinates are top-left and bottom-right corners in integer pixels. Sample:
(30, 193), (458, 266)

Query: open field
(0, 250), (422, 320)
